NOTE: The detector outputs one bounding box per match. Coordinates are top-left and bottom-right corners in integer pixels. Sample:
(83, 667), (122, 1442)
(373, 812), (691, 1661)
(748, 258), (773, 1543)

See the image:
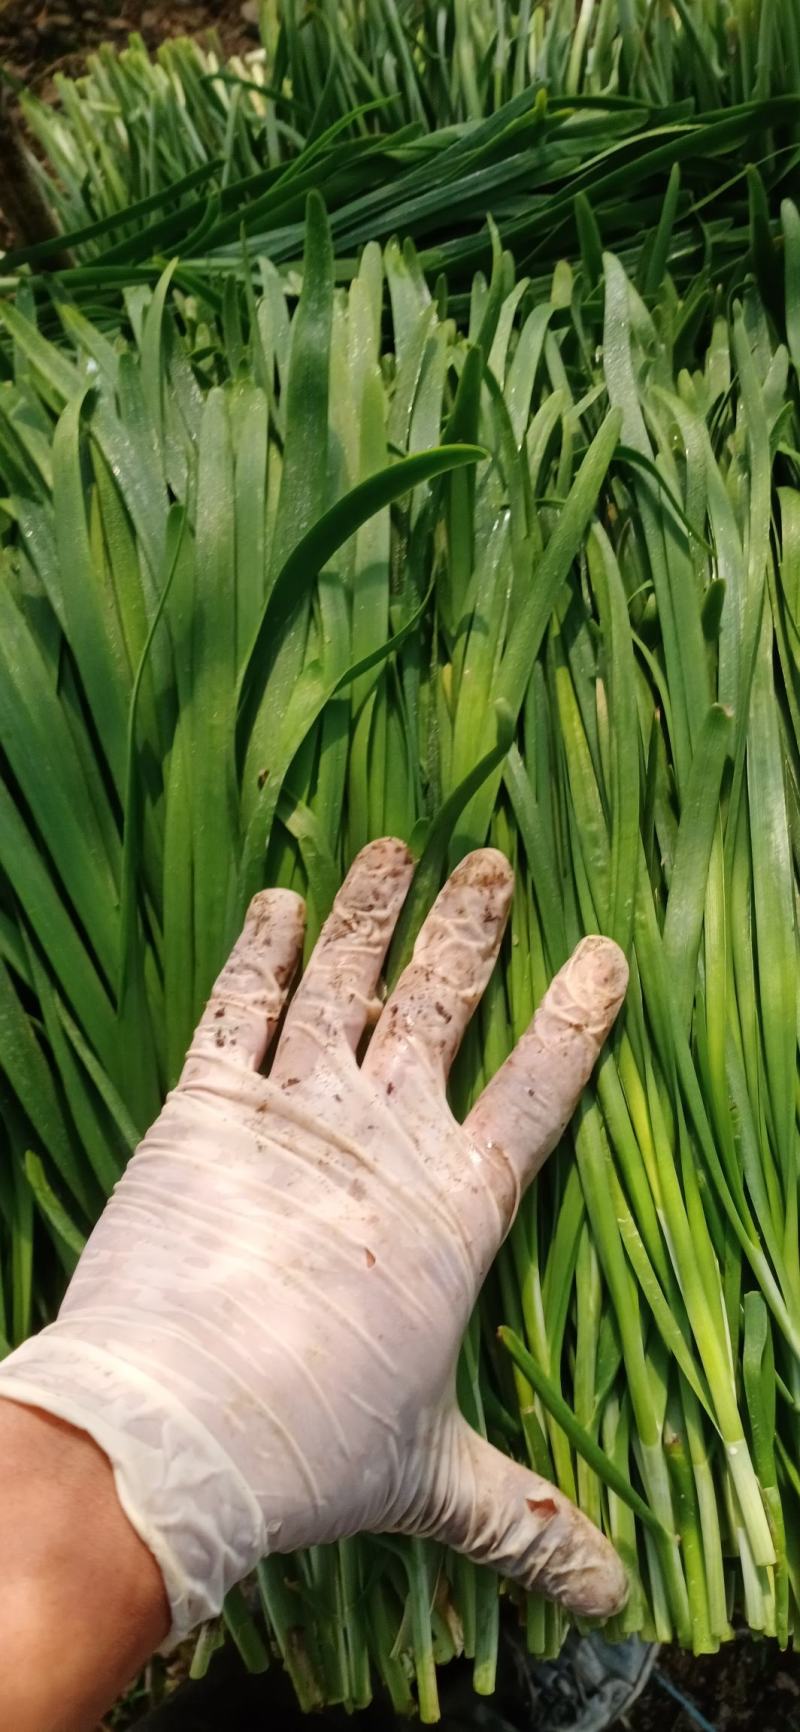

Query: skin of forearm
(0, 1400), (169, 1732)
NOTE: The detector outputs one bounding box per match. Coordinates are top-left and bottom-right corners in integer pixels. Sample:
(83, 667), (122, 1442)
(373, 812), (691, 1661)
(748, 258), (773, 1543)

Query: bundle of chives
(1, 6), (800, 1717)
(7, 1), (800, 320)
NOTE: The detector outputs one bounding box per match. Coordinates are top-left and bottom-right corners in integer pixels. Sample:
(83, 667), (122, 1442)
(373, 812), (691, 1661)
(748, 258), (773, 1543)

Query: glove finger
(272, 838), (413, 1082)
(421, 1419), (627, 1618)
(462, 936), (627, 1229)
(181, 888), (305, 1079)
(363, 849), (513, 1094)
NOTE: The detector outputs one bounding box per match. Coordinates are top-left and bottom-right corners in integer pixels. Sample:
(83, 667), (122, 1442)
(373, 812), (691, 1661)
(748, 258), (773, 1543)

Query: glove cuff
(0, 1329), (266, 1642)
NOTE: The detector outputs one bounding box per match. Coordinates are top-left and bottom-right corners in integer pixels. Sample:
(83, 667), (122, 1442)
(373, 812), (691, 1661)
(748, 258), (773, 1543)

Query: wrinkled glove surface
(0, 842), (628, 1639)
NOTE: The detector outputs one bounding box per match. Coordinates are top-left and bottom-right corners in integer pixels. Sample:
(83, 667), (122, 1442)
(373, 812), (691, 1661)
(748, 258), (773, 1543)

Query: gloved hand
(0, 841), (628, 1641)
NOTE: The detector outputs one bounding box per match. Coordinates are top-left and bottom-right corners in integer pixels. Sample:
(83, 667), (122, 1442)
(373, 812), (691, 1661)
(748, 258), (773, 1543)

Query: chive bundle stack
(1, 1), (800, 1718)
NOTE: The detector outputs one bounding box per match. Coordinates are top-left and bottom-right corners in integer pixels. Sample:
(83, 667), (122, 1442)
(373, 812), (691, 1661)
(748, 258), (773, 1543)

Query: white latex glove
(0, 841), (628, 1640)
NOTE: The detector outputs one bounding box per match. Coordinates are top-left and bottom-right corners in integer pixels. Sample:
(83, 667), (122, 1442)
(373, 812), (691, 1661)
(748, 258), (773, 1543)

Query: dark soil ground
(632, 1640), (800, 1732)
(109, 1627), (800, 1732)
(2, 4), (799, 1731)
(0, 0), (254, 90)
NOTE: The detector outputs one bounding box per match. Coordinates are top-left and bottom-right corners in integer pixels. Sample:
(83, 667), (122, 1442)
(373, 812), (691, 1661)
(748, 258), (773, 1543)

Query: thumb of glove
(417, 1416), (628, 1617)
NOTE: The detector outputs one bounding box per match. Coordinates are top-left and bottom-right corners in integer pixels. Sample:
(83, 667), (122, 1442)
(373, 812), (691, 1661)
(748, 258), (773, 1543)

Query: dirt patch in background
(631, 1639), (800, 1732)
(0, 0), (256, 90)
(105, 1630), (800, 1732)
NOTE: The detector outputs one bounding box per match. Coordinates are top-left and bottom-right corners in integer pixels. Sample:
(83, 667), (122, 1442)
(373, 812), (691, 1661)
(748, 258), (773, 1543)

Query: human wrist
(0, 1398), (168, 1732)
(0, 1327), (267, 1641)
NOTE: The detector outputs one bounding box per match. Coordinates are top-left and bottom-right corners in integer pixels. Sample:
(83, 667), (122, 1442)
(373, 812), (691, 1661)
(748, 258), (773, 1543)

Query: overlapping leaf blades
(2, 188), (800, 1709)
(2, 0), (800, 1719)
(7, 0), (800, 318)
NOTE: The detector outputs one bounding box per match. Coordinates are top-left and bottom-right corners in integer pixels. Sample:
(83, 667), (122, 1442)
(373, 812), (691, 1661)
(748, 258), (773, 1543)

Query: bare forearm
(0, 1400), (169, 1732)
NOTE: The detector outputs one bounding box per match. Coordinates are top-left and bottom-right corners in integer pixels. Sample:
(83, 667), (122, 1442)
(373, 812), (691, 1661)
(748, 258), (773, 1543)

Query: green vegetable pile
(1, 0), (800, 1718)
